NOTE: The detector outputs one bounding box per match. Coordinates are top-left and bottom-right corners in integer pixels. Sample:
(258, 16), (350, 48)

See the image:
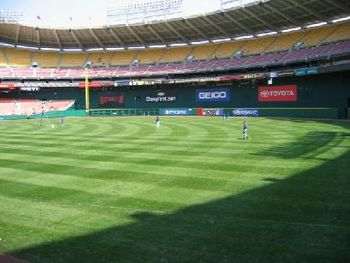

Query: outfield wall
(88, 107), (337, 119)
(92, 71), (348, 118)
(1, 71), (349, 119)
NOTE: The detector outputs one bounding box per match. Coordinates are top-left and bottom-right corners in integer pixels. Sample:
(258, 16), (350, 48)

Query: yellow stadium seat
(212, 41), (245, 58)
(110, 51), (138, 65)
(265, 32), (306, 53)
(88, 52), (112, 67)
(301, 26), (337, 47)
(0, 48), (7, 67)
(32, 52), (60, 67)
(323, 23), (350, 43)
(6, 49), (31, 67)
(135, 49), (166, 64)
(191, 45), (216, 60)
(242, 36), (275, 55)
(159, 47), (193, 63)
(60, 53), (87, 67)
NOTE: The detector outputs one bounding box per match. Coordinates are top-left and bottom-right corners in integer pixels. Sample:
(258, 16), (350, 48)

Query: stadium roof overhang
(0, 0), (349, 51)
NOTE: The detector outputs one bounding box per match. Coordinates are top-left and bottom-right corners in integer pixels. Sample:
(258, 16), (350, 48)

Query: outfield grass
(0, 116), (349, 262)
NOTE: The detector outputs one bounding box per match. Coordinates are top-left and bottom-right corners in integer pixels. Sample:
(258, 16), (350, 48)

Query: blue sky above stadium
(0, 0), (220, 27)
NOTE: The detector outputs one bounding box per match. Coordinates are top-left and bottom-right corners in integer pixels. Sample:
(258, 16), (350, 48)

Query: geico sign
(196, 88), (230, 102)
(199, 91), (227, 99)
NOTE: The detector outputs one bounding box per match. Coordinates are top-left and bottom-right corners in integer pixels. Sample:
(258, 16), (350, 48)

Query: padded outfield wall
(4, 71), (350, 118)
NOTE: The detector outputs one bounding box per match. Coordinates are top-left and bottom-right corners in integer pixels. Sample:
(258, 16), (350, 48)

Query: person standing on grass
(60, 116), (65, 127)
(155, 116), (160, 128)
(243, 120), (248, 140)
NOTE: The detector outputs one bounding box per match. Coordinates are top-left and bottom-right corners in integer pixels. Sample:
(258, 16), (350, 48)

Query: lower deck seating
(0, 99), (75, 116)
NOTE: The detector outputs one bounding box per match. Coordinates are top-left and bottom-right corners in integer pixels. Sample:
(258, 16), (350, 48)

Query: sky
(0, 0), (221, 28)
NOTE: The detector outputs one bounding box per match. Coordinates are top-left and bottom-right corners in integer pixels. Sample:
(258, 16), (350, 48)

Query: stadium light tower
(84, 61), (93, 112)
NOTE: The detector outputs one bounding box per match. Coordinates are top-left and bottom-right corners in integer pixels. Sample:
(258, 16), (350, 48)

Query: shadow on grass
(8, 148), (350, 262)
(254, 131), (344, 159)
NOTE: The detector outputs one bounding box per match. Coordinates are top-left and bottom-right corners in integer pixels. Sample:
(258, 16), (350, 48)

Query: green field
(0, 116), (349, 262)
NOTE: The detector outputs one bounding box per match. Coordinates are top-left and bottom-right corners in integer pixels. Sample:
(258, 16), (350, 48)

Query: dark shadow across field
(254, 131), (344, 159)
(8, 150), (350, 262)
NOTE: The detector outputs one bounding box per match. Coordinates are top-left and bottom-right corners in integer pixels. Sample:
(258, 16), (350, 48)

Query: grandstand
(0, 21), (349, 72)
(0, 27), (349, 79)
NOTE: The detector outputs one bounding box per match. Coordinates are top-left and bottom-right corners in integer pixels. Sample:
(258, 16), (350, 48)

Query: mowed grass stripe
(0, 142), (321, 170)
(0, 167), (231, 205)
(0, 195), (136, 233)
(0, 178), (183, 213)
(0, 152), (305, 184)
(0, 157), (276, 196)
(0, 137), (314, 167)
(0, 136), (298, 156)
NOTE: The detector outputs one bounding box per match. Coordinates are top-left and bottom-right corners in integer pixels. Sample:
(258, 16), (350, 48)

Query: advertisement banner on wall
(161, 108), (192, 115)
(145, 96), (177, 103)
(258, 85), (297, 102)
(232, 109), (259, 117)
(99, 92), (125, 107)
(202, 108), (224, 116)
(196, 88), (230, 102)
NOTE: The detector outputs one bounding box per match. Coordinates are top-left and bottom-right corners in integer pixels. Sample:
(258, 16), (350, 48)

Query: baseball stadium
(0, 0), (349, 262)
